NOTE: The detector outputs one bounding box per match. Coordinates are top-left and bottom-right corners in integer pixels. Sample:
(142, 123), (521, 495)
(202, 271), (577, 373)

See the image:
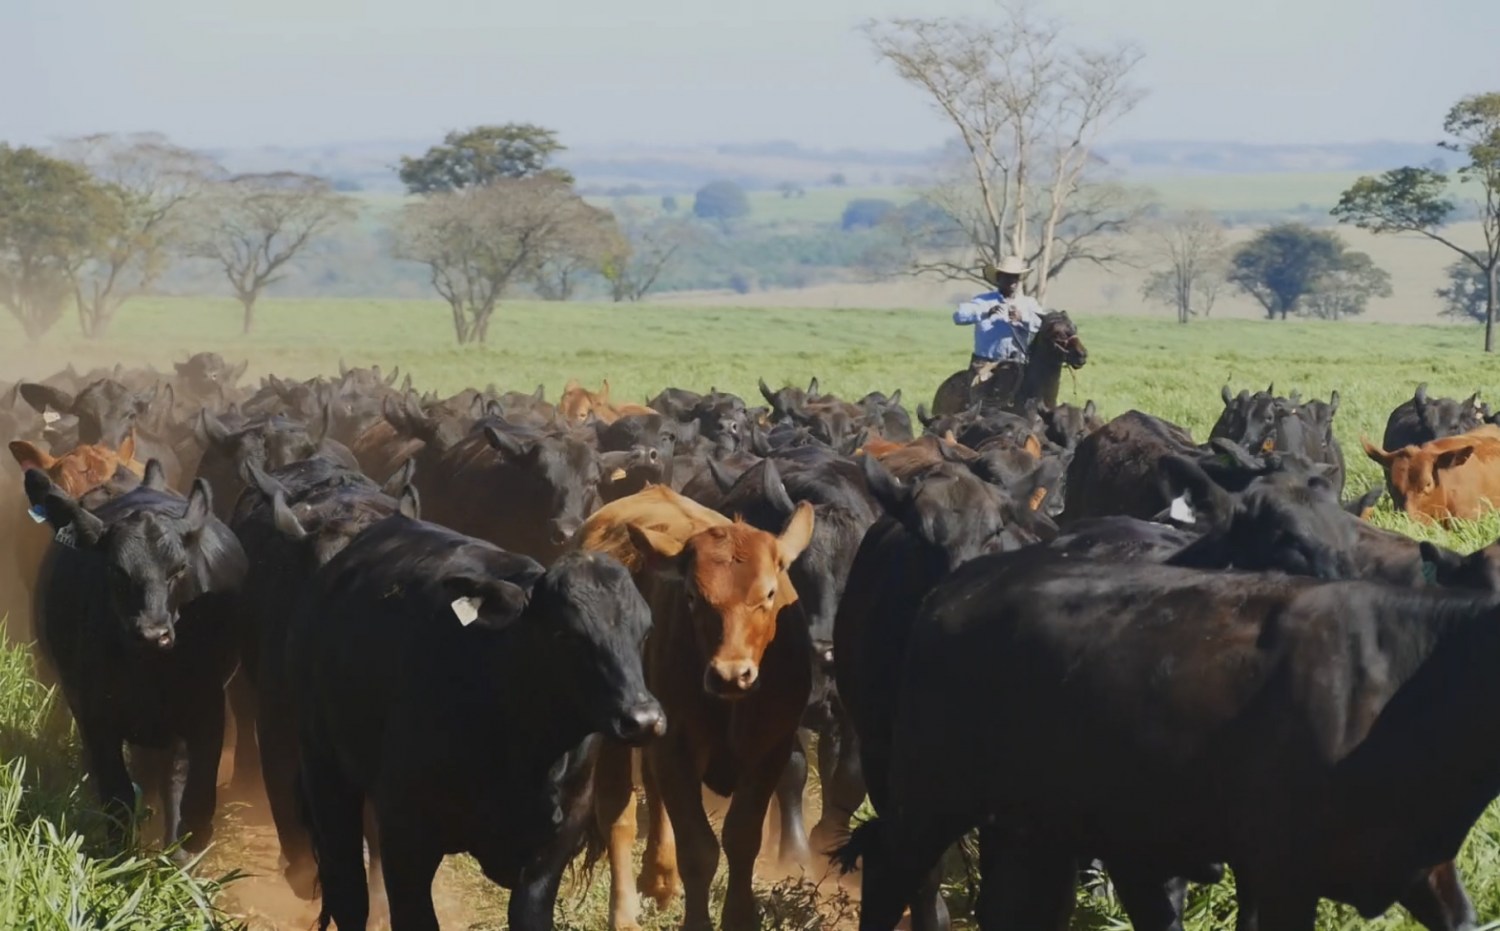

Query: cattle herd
(8, 350), (1500, 931)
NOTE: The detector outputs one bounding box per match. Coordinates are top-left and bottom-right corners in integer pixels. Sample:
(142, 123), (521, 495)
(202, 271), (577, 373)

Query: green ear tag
(1420, 561), (1438, 586)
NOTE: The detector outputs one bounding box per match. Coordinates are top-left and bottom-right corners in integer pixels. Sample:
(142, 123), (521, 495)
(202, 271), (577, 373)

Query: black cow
(1384, 384), (1488, 452)
(290, 516), (663, 931)
(27, 465), (246, 854)
(842, 556), (1500, 931)
(193, 410), (359, 521)
(1213, 385), (1346, 495)
(229, 457), (416, 897)
(20, 378), (181, 485)
(830, 454), (1047, 929)
(418, 418), (601, 565)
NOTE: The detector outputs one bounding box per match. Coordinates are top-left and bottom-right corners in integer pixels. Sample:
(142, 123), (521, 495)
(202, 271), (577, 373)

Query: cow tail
(294, 766), (333, 931)
(830, 815), (884, 876)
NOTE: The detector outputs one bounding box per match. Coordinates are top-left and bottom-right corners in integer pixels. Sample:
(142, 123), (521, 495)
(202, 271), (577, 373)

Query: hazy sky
(5, 0), (1496, 152)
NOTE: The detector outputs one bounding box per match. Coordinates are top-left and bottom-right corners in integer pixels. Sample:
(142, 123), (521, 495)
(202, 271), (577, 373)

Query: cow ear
(8, 440), (55, 472)
(758, 378), (778, 408)
(231, 359), (250, 385)
(776, 501), (815, 570)
(1221, 385), (1233, 406)
(625, 523), (686, 579)
(1436, 445), (1476, 471)
(142, 459), (169, 491)
(270, 490), (308, 540)
(1160, 454), (1235, 529)
(397, 484), (421, 520)
(383, 458), (417, 498)
(20, 383), (74, 416)
(484, 425), (531, 460)
(243, 460), (286, 500)
(808, 376), (820, 399)
(443, 577), (530, 631)
(599, 379), (611, 403)
(706, 457), (737, 494)
(1361, 436), (1395, 467)
(1327, 390), (1340, 417)
(1418, 541), (1464, 580)
(1083, 400), (1097, 420)
(1023, 434), (1042, 457)
(184, 479), (213, 531)
(889, 388), (901, 406)
(196, 409), (231, 448)
(24, 469), (105, 545)
(861, 452), (909, 514)
(117, 432), (136, 465)
(761, 458), (796, 518)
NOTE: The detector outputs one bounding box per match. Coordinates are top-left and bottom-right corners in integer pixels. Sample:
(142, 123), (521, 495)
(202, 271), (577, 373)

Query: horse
(931, 310), (1087, 416)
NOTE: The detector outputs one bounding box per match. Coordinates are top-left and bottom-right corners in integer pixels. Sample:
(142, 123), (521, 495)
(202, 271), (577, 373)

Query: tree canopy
(0, 145), (110, 341)
(1333, 91), (1500, 349)
(1228, 224), (1388, 321)
(398, 124), (572, 195)
(693, 181), (751, 224)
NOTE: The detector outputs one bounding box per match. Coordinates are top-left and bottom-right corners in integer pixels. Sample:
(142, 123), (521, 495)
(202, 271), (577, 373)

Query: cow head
(1419, 540), (1500, 592)
(173, 352), (249, 401)
(528, 551), (665, 743)
(483, 424), (602, 555)
(1363, 434), (1481, 519)
(26, 470), (246, 649)
(862, 453), (1042, 567)
(629, 502), (814, 699)
(560, 379), (611, 425)
(21, 378), (158, 448)
(10, 435), (144, 497)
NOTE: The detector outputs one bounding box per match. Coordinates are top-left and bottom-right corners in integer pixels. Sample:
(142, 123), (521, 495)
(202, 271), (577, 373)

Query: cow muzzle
(704, 659), (760, 698)
(548, 517), (581, 548)
(612, 701), (667, 745)
(134, 614), (177, 650)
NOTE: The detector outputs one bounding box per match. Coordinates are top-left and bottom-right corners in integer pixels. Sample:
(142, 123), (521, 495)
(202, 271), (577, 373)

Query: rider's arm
(953, 300), (994, 325)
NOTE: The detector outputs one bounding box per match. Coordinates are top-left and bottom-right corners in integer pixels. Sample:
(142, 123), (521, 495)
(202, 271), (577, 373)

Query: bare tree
(532, 203), (625, 300)
(602, 204), (697, 302)
(864, 4), (1145, 299)
(59, 133), (216, 338)
(1139, 210), (1229, 323)
(395, 177), (610, 343)
(185, 172), (355, 335)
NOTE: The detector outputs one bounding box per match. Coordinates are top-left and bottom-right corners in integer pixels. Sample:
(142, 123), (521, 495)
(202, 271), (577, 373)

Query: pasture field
(7, 296), (1500, 929)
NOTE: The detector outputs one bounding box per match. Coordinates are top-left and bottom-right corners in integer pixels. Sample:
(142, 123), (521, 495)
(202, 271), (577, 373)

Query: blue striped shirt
(953, 292), (1044, 361)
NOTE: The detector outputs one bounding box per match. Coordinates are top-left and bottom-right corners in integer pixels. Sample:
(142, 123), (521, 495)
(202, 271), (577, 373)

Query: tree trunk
(240, 296), (256, 335)
(1486, 262), (1498, 353)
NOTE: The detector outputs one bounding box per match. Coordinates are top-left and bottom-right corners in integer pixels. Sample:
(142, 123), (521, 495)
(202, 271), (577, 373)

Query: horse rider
(952, 255), (1044, 372)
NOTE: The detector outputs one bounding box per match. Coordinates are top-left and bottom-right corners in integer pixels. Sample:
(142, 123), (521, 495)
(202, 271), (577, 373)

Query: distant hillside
(202, 137), (1449, 195)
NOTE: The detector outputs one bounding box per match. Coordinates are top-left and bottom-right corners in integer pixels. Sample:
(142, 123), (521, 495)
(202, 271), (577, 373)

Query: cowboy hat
(982, 255), (1030, 284)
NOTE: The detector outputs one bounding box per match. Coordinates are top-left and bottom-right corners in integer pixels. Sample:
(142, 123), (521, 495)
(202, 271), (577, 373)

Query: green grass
(7, 296), (1500, 928)
(0, 624), (244, 930)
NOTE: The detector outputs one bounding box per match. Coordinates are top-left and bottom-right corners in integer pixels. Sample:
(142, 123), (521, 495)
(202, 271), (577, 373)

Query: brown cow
(578, 485), (814, 931)
(4, 435), (145, 648)
(560, 379), (654, 426)
(1362, 424), (1500, 525)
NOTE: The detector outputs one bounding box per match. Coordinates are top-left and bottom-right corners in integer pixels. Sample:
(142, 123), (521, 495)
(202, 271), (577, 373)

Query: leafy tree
(398, 124), (571, 195)
(185, 172), (356, 334)
(827, 173), (847, 187)
(1436, 259), (1491, 322)
(59, 133), (216, 338)
(841, 198), (897, 231)
(395, 177), (611, 343)
(864, 5), (1145, 298)
(1299, 250), (1391, 320)
(0, 146), (109, 340)
(692, 181), (751, 224)
(777, 181), (805, 199)
(1333, 92), (1500, 350)
(602, 205), (698, 302)
(660, 195), (679, 214)
(1228, 224), (1345, 320)
(1139, 210), (1229, 323)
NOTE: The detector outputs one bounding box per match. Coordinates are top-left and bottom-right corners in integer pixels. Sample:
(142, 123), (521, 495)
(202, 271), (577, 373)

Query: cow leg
(225, 669), (261, 798)
(365, 803), (391, 931)
(375, 819), (442, 931)
(722, 739), (794, 931)
(594, 742), (643, 930)
(504, 827), (580, 931)
(772, 733), (812, 869)
(638, 750), (682, 909)
(132, 744), (174, 846)
(177, 699), (225, 854)
(809, 701), (864, 858)
(1107, 861), (1186, 931)
(649, 741), (717, 931)
(258, 684), (316, 898)
(1399, 862), (1479, 931)
(81, 723), (136, 847)
(302, 757), (369, 931)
